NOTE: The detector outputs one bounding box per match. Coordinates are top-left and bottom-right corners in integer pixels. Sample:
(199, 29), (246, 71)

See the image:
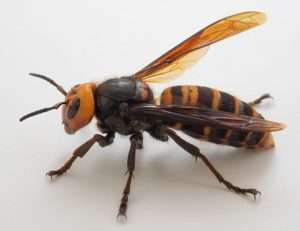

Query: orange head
(20, 73), (96, 134)
(62, 83), (96, 134)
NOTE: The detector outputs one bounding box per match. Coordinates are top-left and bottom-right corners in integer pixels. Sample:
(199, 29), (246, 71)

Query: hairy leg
(166, 128), (261, 199)
(46, 132), (115, 178)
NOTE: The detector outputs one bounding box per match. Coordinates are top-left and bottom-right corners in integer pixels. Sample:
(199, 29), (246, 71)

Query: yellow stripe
(162, 88), (172, 105)
(140, 88), (148, 101)
(257, 132), (269, 147)
(181, 86), (189, 105)
(241, 132), (253, 145)
(212, 89), (221, 110)
(262, 133), (275, 149)
(252, 108), (257, 117)
(240, 104), (257, 146)
(223, 97), (240, 144)
(234, 97), (240, 114)
(189, 86), (198, 106)
(203, 126), (211, 138)
(173, 123), (182, 130)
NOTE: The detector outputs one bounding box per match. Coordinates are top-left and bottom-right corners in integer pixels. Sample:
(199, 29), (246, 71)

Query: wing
(132, 11), (266, 83)
(129, 104), (286, 132)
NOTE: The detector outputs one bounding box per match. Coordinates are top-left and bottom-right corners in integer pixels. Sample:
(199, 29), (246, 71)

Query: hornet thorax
(94, 77), (153, 135)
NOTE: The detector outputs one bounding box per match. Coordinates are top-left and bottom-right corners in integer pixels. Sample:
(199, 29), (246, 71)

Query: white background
(1, 1), (299, 230)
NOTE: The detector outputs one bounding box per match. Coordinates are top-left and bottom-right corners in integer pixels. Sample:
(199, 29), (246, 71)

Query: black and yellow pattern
(160, 85), (274, 149)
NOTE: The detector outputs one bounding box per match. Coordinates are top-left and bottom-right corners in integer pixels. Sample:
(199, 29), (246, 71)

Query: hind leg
(166, 128), (261, 199)
(248, 93), (272, 106)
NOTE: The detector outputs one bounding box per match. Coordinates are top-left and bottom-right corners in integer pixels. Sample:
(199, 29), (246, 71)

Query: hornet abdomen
(160, 86), (274, 149)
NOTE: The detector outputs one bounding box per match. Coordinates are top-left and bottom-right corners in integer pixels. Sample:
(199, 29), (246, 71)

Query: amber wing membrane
(129, 105), (286, 133)
(132, 11), (266, 83)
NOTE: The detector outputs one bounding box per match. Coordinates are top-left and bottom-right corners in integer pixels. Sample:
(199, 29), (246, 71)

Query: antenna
(29, 73), (67, 96)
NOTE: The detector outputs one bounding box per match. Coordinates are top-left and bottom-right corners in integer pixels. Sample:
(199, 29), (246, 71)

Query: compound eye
(67, 97), (80, 119)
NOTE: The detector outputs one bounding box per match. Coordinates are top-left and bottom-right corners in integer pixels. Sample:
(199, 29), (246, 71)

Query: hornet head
(20, 73), (96, 134)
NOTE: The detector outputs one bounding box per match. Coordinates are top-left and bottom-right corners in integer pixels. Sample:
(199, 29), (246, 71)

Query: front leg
(47, 132), (114, 179)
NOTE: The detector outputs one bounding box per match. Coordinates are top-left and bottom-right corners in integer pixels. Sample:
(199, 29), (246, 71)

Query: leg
(148, 124), (169, 142)
(117, 132), (141, 222)
(166, 128), (261, 199)
(248, 93), (272, 106)
(46, 132), (115, 178)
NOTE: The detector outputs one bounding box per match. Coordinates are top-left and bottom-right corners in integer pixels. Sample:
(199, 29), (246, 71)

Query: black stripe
(219, 91), (235, 113)
(182, 124), (204, 138)
(209, 128), (228, 143)
(240, 102), (254, 116)
(247, 132), (264, 146)
(228, 130), (249, 147)
(171, 86), (182, 105)
(197, 86), (213, 107)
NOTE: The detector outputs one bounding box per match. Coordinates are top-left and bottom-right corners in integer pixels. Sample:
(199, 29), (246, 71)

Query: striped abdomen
(160, 86), (274, 149)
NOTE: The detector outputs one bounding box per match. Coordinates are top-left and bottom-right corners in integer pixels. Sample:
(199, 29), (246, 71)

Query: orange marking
(140, 88), (148, 101)
(234, 97), (240, 114)
(257, 132), (271, 148)
(263, 134), (275, 149)
(189, 86), (198, 106)
(173, 123), (183, 130)
(251, 106), (257, 117)
(211, 89), (221, 110)
(161, 88), (172, 105)
(203, 126), (211, 138)
(181, 86), (189, 105)
(223, 97), (239, 144)
(241, 132), (253, 145)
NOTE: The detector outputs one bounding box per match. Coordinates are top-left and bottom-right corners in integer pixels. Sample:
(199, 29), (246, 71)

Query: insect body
(20, 11), (286, 221)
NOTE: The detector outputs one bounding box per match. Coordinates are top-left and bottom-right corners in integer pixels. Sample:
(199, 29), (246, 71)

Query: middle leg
(117, 132), (142, 221)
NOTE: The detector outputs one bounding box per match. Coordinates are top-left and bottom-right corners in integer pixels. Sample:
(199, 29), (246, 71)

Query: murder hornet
(20, 11), (286, 221)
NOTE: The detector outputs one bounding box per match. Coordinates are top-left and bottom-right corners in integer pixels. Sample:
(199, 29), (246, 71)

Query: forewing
(133, 11), (266, 83)
(134, 47), (209, 83)
(130, 104), (285, 132)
